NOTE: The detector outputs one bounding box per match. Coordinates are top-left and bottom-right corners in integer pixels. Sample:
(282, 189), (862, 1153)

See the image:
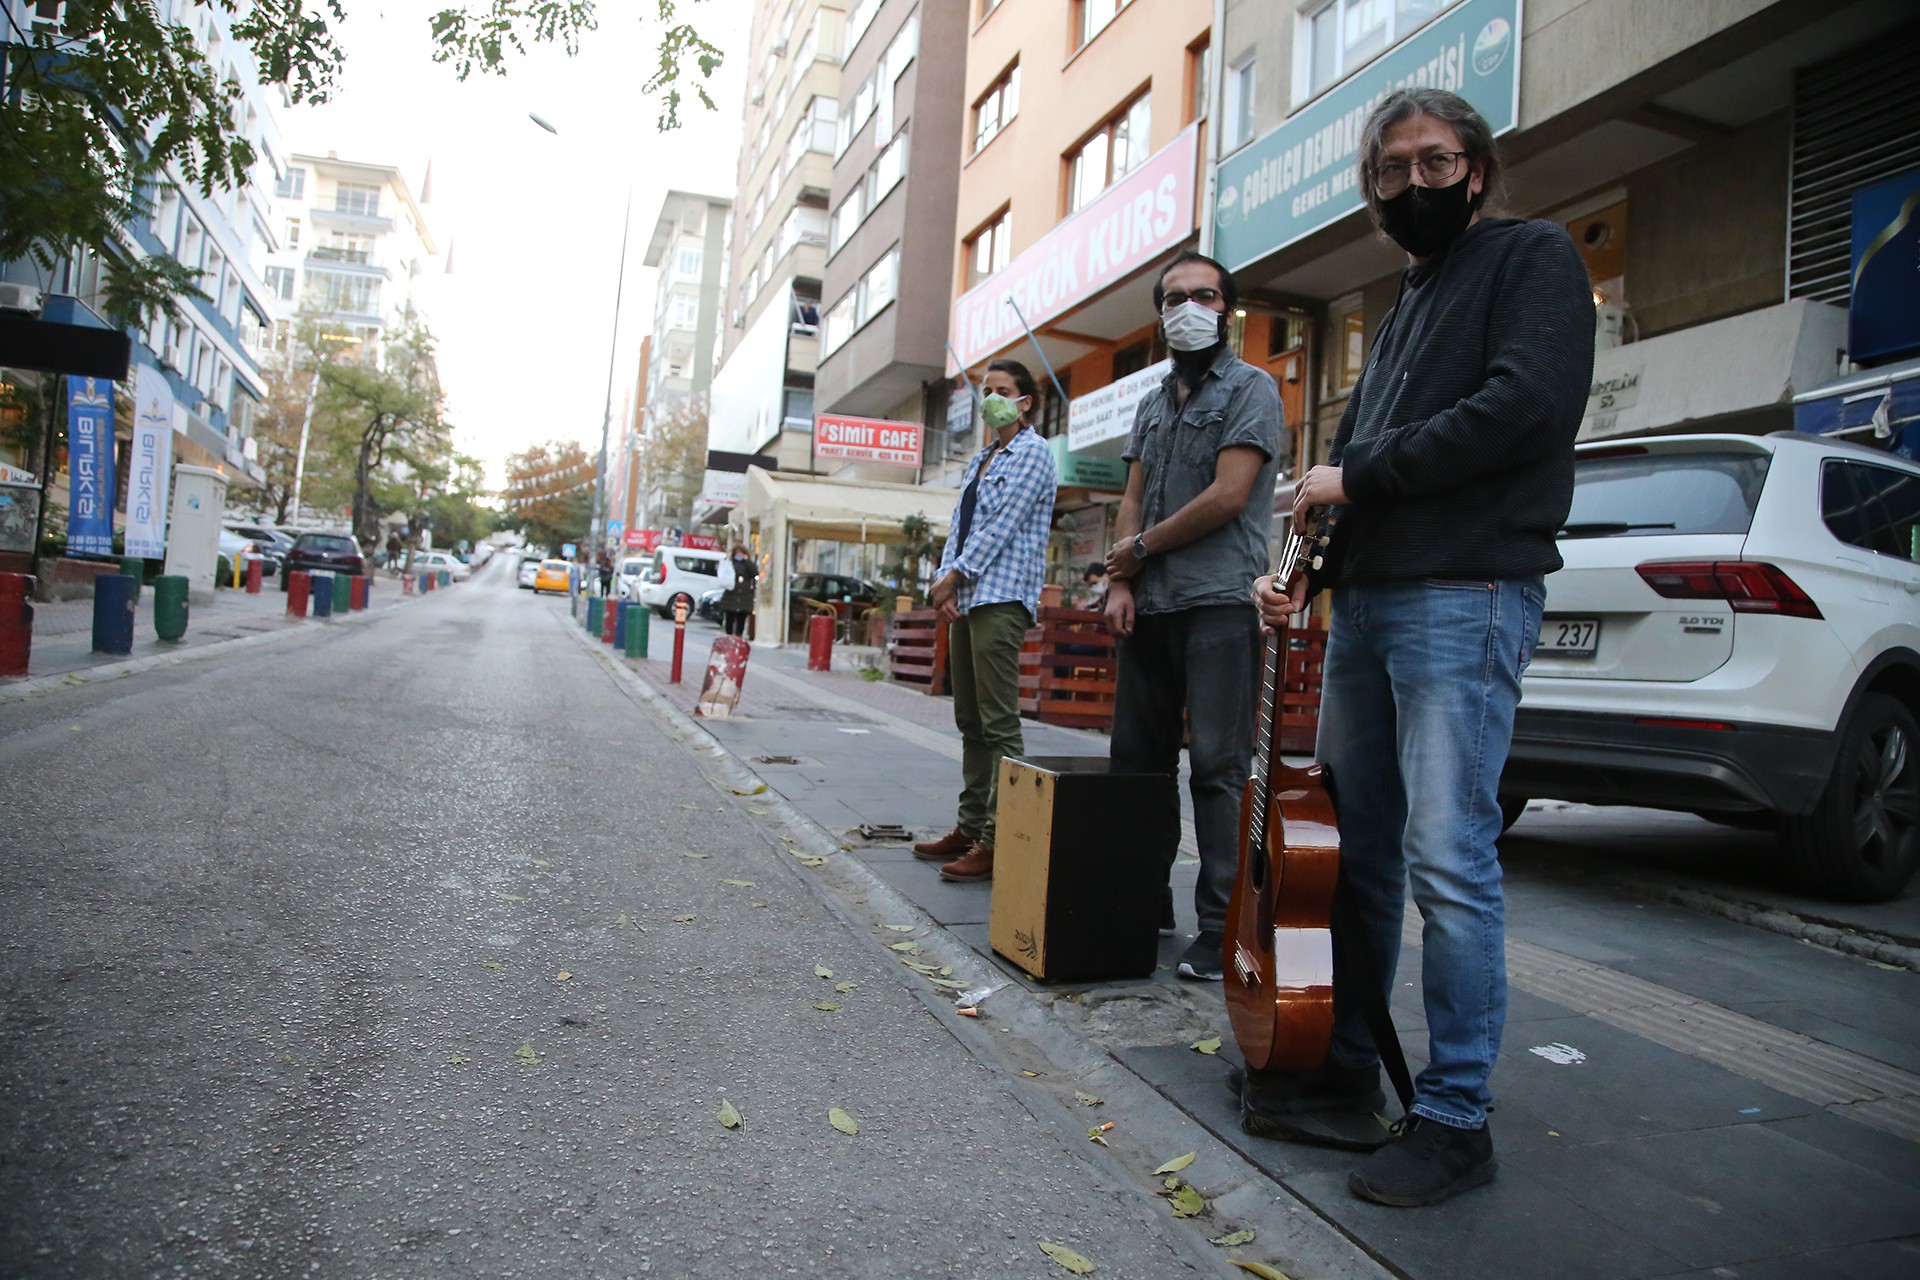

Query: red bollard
(402, 573), (415, 595)
(351, 575), (369, 610)
(807, 611), (834, 671)
(286, 570), (310, 618)
(602, 595), (618, 644)
(670, 598), (689, 683)
(245, 559), (262, 593)
(0, 572), (33, 677)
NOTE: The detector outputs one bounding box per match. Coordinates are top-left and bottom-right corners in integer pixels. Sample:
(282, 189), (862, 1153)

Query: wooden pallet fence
(1276, 623), (1327, 755)
(1018, 606), (1117, 731)
(887, 607), (949, 696)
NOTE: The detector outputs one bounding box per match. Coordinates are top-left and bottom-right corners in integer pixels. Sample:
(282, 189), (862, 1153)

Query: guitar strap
(1332, 885), (1417, 1112)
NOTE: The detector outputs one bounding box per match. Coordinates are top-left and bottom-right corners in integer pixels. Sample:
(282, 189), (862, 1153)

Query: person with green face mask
(911, 359), (1060, 884)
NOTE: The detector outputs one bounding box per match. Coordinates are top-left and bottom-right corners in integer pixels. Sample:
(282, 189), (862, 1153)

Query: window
(846, 0), (881, 52)
(1825, 462), (1920, 561)
(822, 292), (856, 354)
(1303, 0), (1458, 97)
(668, 294), (700, 330)
(830, 190), (864, 254)
(777, 205), (829, 258)
(284, 216), (301, 249)
(980, 0), (1001, 17)
(965, 208), (1011, 289)
(1187, 39), (1211, 124)
(856, 249), (898, 324)
(1330, 298), (1365, 393)
(973, 62), (1020, 154)
(263, 265), (295, 302)
(316, 231), (374, 264)
(883, 11), (918, 86)
(276, 167), (306, 200)
(871, 131), (907, 203)
(1067, 93), (1151, 213)
(675, 246), (703, 279)
(1224, 56), (1256, 151)
(306, 269), (379, 316)
(1076, 0), (1132, 48)
(334, 183), (380, 216)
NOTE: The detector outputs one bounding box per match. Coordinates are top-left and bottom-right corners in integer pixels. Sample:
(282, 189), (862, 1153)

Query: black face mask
(1377, 175), (1479, 258)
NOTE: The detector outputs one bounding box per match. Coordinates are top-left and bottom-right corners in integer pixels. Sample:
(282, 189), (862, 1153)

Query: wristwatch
(1131, 532), (1150, 560)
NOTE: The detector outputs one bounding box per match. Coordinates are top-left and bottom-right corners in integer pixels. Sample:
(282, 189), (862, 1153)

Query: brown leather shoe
(939, 840), (994, 882)
(913, 827), (974, 861)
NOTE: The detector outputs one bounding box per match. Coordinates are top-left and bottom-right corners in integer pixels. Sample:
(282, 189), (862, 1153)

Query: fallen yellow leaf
(1210, 1229), (1256, 1247)
(815, 965), (834, 979)
(555, 971), (573, 981)
(718, 878), (754, 887)
(1229, 1262), (1291, 1280)
(828, 1107), (859, 1135)
(1154, 1151), (1197, 1175)
(673, 915), (696, 923)
(1038, 1242), (1095, 1274)
(1168, 1185), (1206, 1217)
(718, 1098), (743, 1129)
(814, 1001), (841, 1012)
(1191, 1036), (1223, 1055)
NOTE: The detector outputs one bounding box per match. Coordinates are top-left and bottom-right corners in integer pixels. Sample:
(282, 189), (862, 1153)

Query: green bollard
(586, 596), (603, 635)
(628, 602), (650, 659)
(121, 557), (145, 602)
(153, 574), (189, 642)
(335, 572), (353, 614)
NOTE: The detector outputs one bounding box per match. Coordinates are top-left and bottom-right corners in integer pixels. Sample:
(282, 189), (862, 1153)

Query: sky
(278, 0), (752, 488)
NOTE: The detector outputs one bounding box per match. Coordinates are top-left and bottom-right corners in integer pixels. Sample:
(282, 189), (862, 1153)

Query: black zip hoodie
(1318, 216), (1594, 587)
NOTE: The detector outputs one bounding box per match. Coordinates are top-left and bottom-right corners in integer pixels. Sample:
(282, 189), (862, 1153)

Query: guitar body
(1224, 759), (1340, 1069)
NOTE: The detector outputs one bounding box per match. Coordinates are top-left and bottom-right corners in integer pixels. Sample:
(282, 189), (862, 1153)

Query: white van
(637, 547), (728, 617)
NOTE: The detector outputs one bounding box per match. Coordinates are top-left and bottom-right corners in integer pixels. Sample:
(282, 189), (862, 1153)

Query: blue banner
(1213, 0), (1521, 272)
(1850, 169), (1920, 365)
(65, 375), (116, 556)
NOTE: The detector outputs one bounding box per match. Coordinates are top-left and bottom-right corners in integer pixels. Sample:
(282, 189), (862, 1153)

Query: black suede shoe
(1236, 1060), (1392, 1151)
(1348, 1114), (1497, 1206)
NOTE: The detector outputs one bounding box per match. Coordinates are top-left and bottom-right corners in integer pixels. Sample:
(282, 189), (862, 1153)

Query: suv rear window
(1562, 452), (1770, 538)
(300, 534), (359, 554)
(672, 555), (720, 576)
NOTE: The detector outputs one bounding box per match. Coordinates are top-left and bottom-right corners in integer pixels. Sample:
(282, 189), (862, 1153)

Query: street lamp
(530, 112), (631, 571)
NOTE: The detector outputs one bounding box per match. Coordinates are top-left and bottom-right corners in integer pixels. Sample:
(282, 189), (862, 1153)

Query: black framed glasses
(1369, 150), (1469, 198)
(1160, 287), (1224, 312)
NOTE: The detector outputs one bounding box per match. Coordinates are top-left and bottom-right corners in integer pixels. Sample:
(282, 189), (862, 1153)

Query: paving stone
(1644, 1236), (1920, 1279)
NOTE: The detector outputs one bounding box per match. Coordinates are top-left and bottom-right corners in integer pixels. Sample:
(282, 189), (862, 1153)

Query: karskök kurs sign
(1213, 0), (1521, 273)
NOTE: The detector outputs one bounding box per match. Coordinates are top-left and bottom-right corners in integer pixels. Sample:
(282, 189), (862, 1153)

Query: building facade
(636, 189), (732, 535)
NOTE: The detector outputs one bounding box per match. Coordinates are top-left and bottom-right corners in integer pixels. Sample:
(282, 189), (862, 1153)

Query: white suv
(636, 547), (727, 618)
(1502, 432), (1920, 902)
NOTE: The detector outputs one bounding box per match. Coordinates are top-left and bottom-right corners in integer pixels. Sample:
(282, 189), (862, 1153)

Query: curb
(567, 619), (1397, 1280)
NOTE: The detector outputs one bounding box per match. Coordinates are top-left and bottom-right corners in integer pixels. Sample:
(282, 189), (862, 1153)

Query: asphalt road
(0, 569), (1237, 1279)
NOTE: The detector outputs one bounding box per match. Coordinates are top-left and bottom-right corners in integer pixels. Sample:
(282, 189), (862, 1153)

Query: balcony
(310, 205), (394, 234)
(306, 248), (388, 277)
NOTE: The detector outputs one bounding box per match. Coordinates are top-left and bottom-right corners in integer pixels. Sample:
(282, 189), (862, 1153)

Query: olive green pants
(947, 601), (1031, 846)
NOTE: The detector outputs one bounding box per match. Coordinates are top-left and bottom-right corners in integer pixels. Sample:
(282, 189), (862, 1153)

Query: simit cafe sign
(948, 127), (1198, 370)
(815, 413), (923, 467)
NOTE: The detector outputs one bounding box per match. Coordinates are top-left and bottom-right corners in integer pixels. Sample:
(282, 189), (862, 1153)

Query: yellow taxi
(532, 559), (573, 594)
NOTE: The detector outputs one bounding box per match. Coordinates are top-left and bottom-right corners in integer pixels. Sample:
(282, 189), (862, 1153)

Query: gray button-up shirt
(1121, 347), (1284, 615)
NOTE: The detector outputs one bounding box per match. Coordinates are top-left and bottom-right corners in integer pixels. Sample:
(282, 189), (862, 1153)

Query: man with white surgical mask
(1103, 250), (1284, 980)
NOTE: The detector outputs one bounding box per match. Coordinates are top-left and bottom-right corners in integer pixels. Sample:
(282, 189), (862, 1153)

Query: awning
(1792, 356), (1920, 460)
(737, 466), (952, 545)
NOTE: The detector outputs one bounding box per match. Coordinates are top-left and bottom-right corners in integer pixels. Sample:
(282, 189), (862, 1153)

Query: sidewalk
(600, 614), (1920, 1280)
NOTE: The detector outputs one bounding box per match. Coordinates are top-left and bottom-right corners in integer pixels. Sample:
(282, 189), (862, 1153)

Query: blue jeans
(1318, 576), (1544, 1130)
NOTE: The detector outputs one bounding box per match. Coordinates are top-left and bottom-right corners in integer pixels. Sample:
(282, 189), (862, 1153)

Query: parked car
(226, 523), (294, 559)
(517, 556), (542, 590)
(637, 547), (728, 618)
(615, 555), (652, 601)
(787, 572), (884, 638)
(696, 585), (725, 623)
(532, 558), (572, 594)
(409, 550), (471, 581)
(1501, 431), (1920, 901)
(278, 532), (364, 589)
(216, 529), (276, 581)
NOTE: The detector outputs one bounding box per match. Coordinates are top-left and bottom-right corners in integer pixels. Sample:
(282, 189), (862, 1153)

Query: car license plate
(1538, 617), (1599, 658)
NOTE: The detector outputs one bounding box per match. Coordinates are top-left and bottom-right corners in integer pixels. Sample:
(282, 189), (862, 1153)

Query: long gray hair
(1357, 88), (1504, 227)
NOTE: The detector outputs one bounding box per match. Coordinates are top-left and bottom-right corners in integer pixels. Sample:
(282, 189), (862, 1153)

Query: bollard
(402, 573), (415, 595)
(602, 595), (618, 644)
(120, 557), (145, 602)
(153, 575), (189, 642)
(245, 557), (262, 593)
(438, 569), (451, 589)
(92, 573), (137, 655)
(670, 597), (689, 683)
(287, 570), (310, 618)
(334, 572), (352, 614)
(351, 575), (369, 610)
(614, 599), (628, 650)
(0, 572), (33, 676)
(311, 573), (334, 618)
(627, 602), (650, 659)
(586, 596), (603, 636)
(420, 571), (433, 593)
(807, 611), (834, 671)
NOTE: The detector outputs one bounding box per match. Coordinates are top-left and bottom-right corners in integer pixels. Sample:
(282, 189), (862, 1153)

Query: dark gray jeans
(1110, 604), (1260, 934)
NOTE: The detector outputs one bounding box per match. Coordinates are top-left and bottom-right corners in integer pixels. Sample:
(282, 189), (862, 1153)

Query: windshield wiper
(1557, 521), (1677, 538)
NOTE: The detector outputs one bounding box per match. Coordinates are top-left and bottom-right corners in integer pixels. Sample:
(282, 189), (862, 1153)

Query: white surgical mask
(1161, 299), (1225, 352)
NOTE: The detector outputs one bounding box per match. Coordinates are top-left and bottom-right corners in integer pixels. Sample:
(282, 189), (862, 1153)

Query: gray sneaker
(1176, 930), (1224, 981)
(1348, 1115), (1497, 1206)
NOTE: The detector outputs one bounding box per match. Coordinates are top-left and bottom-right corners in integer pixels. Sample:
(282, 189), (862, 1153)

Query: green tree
(312, 315), (450, 548)
(1, 1), (722, 326)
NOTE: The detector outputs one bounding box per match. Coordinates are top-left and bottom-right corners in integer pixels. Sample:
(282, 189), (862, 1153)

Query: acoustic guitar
(1224, 513), (1339, 1071)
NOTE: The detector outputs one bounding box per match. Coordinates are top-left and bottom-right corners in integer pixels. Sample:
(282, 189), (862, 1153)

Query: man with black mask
(1250, 88), (1593, 1207)
(1104, 249), (1283, 983)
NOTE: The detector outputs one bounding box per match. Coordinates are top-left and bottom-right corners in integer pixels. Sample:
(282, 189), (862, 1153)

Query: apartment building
(636, 189), (731, 535)
(946, 0), (1215, 581)
(258, 154), (437, 363)
(708, 0), (846, 474)
(1208, 0), (1920, 476)
(812, 0), (969, 484)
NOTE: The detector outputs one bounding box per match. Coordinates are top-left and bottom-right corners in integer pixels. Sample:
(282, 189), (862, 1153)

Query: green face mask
(981, 393), (1025, 429)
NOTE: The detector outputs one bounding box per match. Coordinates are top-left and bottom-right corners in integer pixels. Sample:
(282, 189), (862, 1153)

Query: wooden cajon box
(989, 756), (1179, 982)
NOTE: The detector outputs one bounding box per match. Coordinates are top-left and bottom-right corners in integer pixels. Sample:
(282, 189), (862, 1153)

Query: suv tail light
(1635, 560), (1823, 619)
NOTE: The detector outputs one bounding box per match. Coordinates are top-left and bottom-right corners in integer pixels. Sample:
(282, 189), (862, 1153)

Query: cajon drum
(989, 756), (1179, 982)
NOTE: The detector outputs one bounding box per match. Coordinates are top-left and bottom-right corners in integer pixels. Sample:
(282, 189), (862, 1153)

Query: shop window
(973, 61), (1020, 155)
(1038, 369), (1071, 439)
(1268, 312), (1308, 358)
(1113, 339), (1152, 380)
(1067, 92), (1151, 214)
(965, 208), (1012, 289)
(1329, 297), (1365, 395)
(1302, 0), (1459, 99)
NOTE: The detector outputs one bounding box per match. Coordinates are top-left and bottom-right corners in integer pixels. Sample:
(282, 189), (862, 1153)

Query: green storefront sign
(1213, 0), (1521, 273)
(1050, 435), (1129, 491)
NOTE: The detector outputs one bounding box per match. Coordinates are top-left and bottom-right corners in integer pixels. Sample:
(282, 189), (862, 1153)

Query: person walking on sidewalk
(717, 543), (758, 637)
(1102, 249), (1284, 982)
(1252, 87), (1592, 1208)
(910, 360), (1059, 883)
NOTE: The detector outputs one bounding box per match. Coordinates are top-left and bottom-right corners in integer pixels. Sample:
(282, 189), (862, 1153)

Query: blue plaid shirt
(938, 426), (1057, 617)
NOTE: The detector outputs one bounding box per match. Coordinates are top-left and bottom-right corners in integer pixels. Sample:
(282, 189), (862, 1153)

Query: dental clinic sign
(1213, 0), (1520, 272)
(950, 127), (1198, 370)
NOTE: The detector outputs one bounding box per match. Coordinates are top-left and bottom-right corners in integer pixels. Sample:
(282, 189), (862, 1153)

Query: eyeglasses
(1160, 287), (1223, 312)
(1369, 151), (1470, 198)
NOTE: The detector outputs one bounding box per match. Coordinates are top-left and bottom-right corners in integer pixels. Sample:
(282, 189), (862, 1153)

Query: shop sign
(1049, 434), (1129, 491)
(682, 533), (722, 551)
(1850, 168), (1920, 364)
(65, 376), (116, 557)
(947, 384), (975, 435)
(949, 127), (1198, 370)
(625, 528), (663, 551)
(1068, 358), (1171, 452)
(127, 364), (174, 559)
(0, 462), (34, 484)
(700, 469), (745, 509)
(815, 413), (923, 467)
(1213, 0), (1520, 272)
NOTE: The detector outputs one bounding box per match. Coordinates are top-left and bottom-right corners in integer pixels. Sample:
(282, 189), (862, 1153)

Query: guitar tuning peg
(1309, 554), (1323, 570)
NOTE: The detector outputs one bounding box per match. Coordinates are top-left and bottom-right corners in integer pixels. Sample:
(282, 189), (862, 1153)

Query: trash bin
(626, 603), (650, 659)
(120, 557), (145, 602)
(92, 573), (136, 655)
(153, 575), (189, 642)
(335, 572), (353, 614)
(0, 571), (32, 676)
(311, 573), (334, 618)
(287, 570), (310, 618)
(586, 596), (603, 635)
